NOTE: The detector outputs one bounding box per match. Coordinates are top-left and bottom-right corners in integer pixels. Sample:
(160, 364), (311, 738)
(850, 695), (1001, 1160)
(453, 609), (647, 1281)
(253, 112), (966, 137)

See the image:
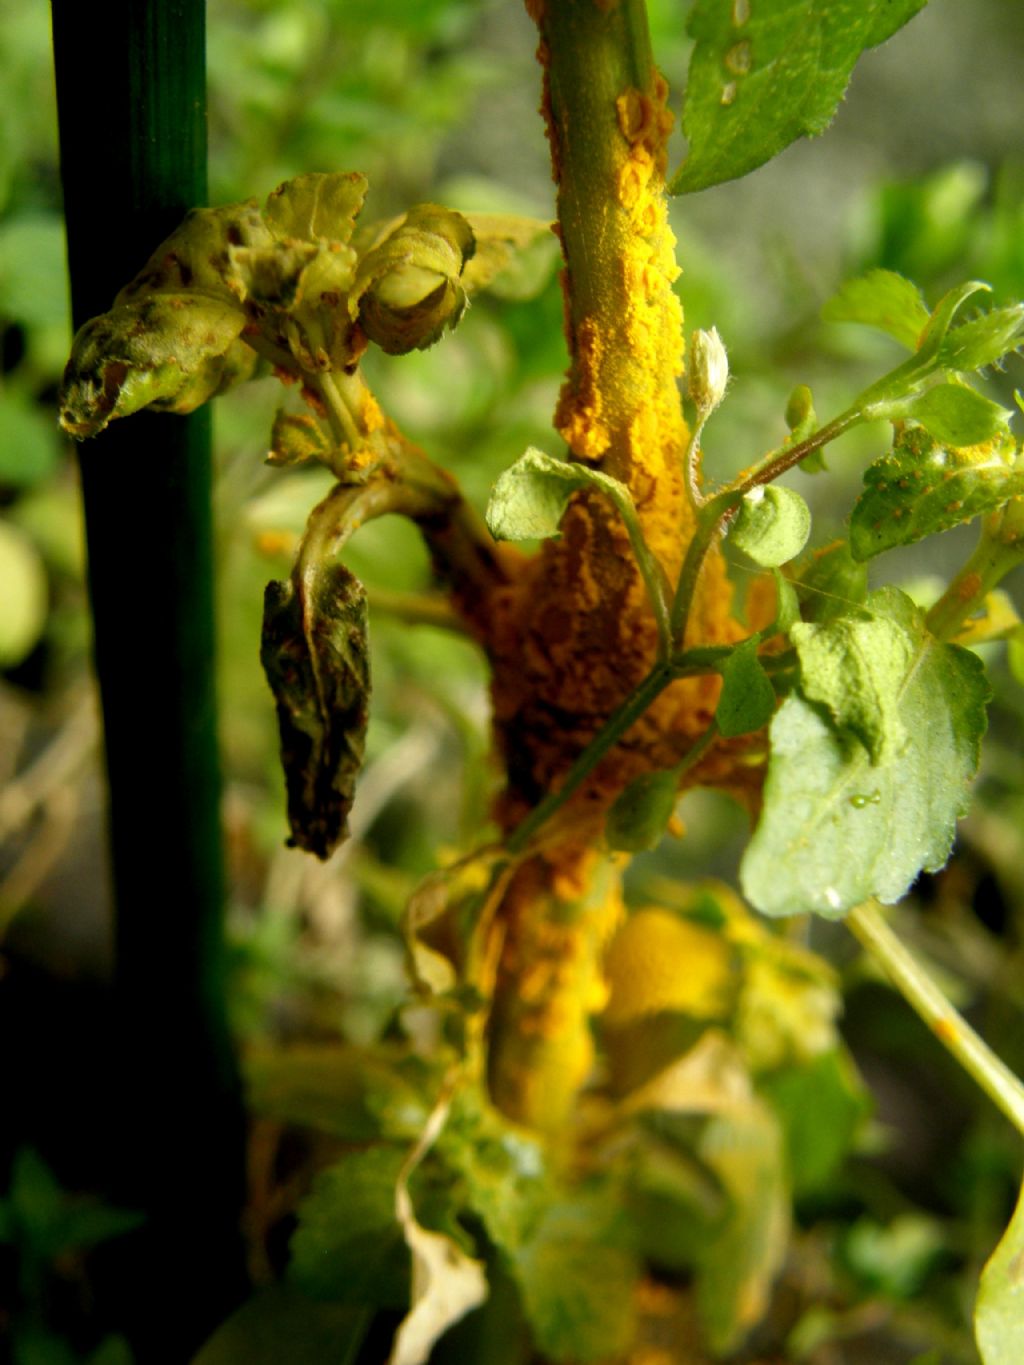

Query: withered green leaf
(261, 559), (371, 859)
(263, 171), (368, 246)
(59, 200), (273, 437)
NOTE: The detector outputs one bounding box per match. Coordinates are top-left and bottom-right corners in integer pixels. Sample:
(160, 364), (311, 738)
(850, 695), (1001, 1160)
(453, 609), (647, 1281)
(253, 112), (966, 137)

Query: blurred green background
(2, 1), (1024, 1361)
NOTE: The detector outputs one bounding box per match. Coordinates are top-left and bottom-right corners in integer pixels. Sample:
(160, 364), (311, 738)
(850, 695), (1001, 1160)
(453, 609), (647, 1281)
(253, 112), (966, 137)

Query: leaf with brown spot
(850, 425), (1024, 561)
(59, 200), (273, 437)
(260, 559), (371, 859)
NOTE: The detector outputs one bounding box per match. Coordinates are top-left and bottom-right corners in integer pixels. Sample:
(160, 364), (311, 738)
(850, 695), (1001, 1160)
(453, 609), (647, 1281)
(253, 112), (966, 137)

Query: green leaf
(915, 280), (991, 367)
(192, 1286), (372, 1365)
(770, 569), (801, 634)
(882, 383), (1013, 447)
(843, 1214), (946, 1300)
(696, 1103), (789, 1355)
(672, 0), (929, 195)
(939, 303), (1024, 373)
(821, 270), (930, 350)
(716, 637), (775, 738)
(439, 1089), (551, 1254)
(289, 1146), (410, 1306)
(741, 590), (989, 919)
(511, 1190), (639, 1364)
(975, 1177), (1024, 1364)
(729, 485), (811, 567)
(790, 588), (919, 764)
(785, 384), (817, 438)
(605, 771), (679, 853)
(261, 558), (371, 859)
(760, 1050), (868, 1196)
(485, 447), (631, 542)
(850, 425), (1024, 562)
(795, 541), (868, 623)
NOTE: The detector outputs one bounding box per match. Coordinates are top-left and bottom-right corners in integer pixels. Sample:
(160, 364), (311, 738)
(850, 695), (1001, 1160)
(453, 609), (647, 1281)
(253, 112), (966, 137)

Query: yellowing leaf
(603, 909), (734, 1026)
(460, 213), (556, 301)
(623, 1030), (753, 1117)
(263, 171), (368, 245)
(0, 521), (47, 668)
(387, 1185), (487, 1365)
(975, 1176), (1024, 1364)
(697, 1102), (790, 1354)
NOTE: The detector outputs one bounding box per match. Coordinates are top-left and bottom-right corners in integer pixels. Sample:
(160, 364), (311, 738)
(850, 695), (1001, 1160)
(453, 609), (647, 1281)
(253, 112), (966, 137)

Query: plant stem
(317, 369), (363, 450)
(669, 491), (739, 647)
(926, 500), (1024, 641)
(507, 662), (675, 855)
(848, 903), (1024, 1139)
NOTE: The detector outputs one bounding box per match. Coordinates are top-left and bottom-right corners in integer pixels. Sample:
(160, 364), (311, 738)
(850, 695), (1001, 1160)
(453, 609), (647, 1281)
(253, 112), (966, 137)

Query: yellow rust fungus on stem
(481, 1), (743, 1131)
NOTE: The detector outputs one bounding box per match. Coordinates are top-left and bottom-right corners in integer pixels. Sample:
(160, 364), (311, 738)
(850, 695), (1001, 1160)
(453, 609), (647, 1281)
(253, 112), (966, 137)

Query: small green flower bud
(785, 384), (815, 434)
(688, 326), (729, 415)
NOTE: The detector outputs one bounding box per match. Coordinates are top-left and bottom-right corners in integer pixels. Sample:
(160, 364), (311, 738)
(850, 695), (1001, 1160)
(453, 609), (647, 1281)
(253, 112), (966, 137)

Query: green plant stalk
(848, 903), (1024, 1139)
(606, 486), (673, 655)
(51, 0), (246, 1353)
(507, 662), (675, 855)
(926, 499), (1024, 641)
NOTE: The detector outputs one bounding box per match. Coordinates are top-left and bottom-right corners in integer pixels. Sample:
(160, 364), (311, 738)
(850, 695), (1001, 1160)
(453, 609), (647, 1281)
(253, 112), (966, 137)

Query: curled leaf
(388, 1185), (488, 1365)
(486, 446), (632, 542)
(729, 485), (811, 567)
(59, 200), (272, 437)
(260, 559), (370, 859)
(354, 204), (475, 354)
(60, 294), (249, 438)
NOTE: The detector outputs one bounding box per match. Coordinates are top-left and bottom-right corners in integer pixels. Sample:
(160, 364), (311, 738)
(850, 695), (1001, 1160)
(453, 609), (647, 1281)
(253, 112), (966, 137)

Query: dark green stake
(50, 1), (246, 1356)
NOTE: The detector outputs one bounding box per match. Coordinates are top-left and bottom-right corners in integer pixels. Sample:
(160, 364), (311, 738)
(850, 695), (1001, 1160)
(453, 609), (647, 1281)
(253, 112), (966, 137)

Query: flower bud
(688, 326), (729, 415)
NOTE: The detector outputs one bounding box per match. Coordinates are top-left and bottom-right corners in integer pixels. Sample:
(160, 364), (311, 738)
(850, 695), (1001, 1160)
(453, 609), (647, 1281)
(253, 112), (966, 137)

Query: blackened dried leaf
(261, 561), (371, 858)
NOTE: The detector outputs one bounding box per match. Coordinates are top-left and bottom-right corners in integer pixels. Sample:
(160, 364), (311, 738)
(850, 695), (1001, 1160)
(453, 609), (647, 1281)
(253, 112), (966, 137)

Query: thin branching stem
(848, 902), (1024, 1139)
